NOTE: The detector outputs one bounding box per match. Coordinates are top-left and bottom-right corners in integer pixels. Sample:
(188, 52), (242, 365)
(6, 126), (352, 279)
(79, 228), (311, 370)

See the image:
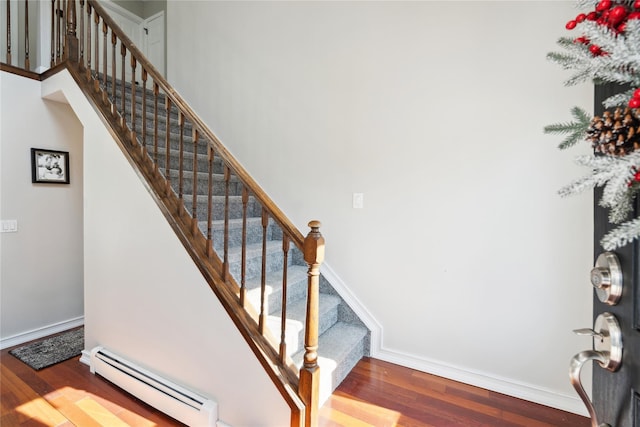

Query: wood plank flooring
(319, 358), (589, 427)
(2, 338), (589, 427)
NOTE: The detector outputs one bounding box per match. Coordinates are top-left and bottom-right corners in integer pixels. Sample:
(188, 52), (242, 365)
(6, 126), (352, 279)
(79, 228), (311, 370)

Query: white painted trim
(372, 347), (588, 417)
(144, 10), (164, 25)
(101, 0), (144, 25)
(320, 262), (382, 351)
(80, 349), (92, 367)
(0, 316), (84, 350)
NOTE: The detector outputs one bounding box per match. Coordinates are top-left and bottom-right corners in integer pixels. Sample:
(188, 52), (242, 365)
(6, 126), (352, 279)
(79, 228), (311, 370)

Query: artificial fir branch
(601, 217), (640, 250)
(548, 21), (640, 88)
(543, 106), (591, 149)
(608, 186), (639, 223)
(603, 90), (634, 108)
(558, 155), (618, 197)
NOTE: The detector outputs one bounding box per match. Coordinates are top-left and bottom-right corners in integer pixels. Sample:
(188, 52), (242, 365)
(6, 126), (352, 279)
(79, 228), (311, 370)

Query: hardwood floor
(1, 339), (589, 427)
(319, 358), (589, 427)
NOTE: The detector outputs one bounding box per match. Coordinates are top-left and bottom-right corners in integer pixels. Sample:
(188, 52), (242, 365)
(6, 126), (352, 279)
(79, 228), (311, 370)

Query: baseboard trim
(320, 262), (382, 351)
(79, 349), (92, 366)
(0, 316), (84, 350)
(372, 347), (588, 417)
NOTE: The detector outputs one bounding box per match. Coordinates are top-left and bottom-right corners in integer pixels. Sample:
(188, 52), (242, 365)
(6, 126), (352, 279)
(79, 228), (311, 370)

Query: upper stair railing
(2, 1), (322, 426)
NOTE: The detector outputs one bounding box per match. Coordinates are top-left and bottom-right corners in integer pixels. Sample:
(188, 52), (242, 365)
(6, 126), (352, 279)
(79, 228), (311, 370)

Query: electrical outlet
(1, 220), (18, 233)
(352, 193), (364, 209)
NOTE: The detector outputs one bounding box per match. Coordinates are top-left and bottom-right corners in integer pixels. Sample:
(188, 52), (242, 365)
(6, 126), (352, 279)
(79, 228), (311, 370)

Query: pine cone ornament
(587, 107), (640, 155)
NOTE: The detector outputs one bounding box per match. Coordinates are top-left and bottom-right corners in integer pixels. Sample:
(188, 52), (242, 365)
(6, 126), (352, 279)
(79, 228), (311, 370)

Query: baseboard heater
(90, 346), (218, 426)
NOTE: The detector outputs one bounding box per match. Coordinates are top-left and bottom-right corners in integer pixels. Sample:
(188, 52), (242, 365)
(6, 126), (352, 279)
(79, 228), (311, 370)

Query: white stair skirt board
(89, 346), (219, 427)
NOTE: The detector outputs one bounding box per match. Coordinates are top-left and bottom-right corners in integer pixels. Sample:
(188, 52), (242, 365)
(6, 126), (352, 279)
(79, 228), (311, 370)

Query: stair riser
(154, 152), (219, 174)
(127, 113), (200, 140)
(171, 173), (243, 197)
(119, 101), (188, 134)
(136, 131), (209, 157)
(270, 303), (338, 357)
(184, 196), (263, 222)
(228, 248), (294, 280)
(109, 87), (167, 106)
(260, 275), (308, 316)
(331, 338), (366, 389)
(114, 94), (180, 120)
(201, 221), (279, 251)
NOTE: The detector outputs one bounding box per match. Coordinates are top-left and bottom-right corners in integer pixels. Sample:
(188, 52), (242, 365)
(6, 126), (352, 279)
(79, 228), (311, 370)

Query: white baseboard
(0, 316), (84, 350)
(80, 349), (92, 367)
(372, 347), (588, 417)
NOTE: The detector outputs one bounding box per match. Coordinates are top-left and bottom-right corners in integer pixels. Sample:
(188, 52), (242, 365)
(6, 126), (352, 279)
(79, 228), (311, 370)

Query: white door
(100, 1), (142, 84)
(142, 11), (165, 77)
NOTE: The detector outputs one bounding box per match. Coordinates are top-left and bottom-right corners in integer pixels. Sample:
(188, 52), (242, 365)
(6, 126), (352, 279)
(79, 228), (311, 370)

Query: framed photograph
(31, 148), (70, 184)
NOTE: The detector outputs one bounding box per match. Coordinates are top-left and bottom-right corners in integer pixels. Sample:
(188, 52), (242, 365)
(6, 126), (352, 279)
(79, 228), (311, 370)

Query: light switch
(1, 220), (18, 233)
(352, 193), (364, 209)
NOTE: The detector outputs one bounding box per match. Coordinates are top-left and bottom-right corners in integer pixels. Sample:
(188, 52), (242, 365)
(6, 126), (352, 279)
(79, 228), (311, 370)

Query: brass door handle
(570, 312), (622, 427)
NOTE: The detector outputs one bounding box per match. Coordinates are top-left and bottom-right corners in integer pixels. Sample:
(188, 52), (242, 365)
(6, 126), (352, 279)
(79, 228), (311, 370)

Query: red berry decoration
(597, 0), (612, 12)
(590, 44), (603, 55)
(634, 0), (640, 9)
(587, 11), (599, 20)
(609, 5), (628, 24)
(629, 11), (640, 19)
(576, 13), (587, 23)
(630, 98), (640, 108)
(633, 88), (640, 99)
(635, 171), (640, 182)
(566, 20), (577, 29)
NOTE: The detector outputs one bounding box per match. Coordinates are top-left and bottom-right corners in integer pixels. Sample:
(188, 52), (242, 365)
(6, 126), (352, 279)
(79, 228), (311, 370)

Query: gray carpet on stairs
(110, 78), (370, 392)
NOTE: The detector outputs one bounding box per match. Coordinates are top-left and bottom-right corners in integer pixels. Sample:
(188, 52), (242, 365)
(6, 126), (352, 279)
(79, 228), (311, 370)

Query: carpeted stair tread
(261, 294), (342, 356)
(292, 321), (368, 402)
(197, 217), (281, 250)
(293, 322), (367, 366)
(225, 240), (286, 263)
(242, 266), (308, 313)
(171, 169), (243, 197)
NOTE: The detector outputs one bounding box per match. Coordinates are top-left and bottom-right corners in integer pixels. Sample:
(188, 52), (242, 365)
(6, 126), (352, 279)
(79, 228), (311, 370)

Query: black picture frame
(31, 148), (70, 184)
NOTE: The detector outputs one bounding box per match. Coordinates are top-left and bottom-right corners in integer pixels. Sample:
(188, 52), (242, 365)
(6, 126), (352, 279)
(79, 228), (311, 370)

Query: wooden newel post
(299, 220), (324, 427)
(64, 0), (78, 62)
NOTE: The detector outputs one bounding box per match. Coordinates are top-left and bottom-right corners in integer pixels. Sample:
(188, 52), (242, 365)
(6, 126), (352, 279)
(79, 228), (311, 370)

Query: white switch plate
(352, 193), (364, 209)
(1, 220), (18, 233)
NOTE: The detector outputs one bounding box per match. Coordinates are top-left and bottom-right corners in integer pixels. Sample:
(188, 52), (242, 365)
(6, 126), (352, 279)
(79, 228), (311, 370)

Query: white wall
(167, 0), (595, 414)
(41, 70), (290, 427)
(0, 71), (84, 348)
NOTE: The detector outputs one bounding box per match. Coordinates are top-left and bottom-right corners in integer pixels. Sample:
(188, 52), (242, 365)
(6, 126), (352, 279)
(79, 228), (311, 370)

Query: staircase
(0, 0), (372, 422)
(109, 79), (370, 397)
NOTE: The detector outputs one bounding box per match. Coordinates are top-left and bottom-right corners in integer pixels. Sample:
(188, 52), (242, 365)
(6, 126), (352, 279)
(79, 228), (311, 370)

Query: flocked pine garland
(545, 0), (640, 250)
